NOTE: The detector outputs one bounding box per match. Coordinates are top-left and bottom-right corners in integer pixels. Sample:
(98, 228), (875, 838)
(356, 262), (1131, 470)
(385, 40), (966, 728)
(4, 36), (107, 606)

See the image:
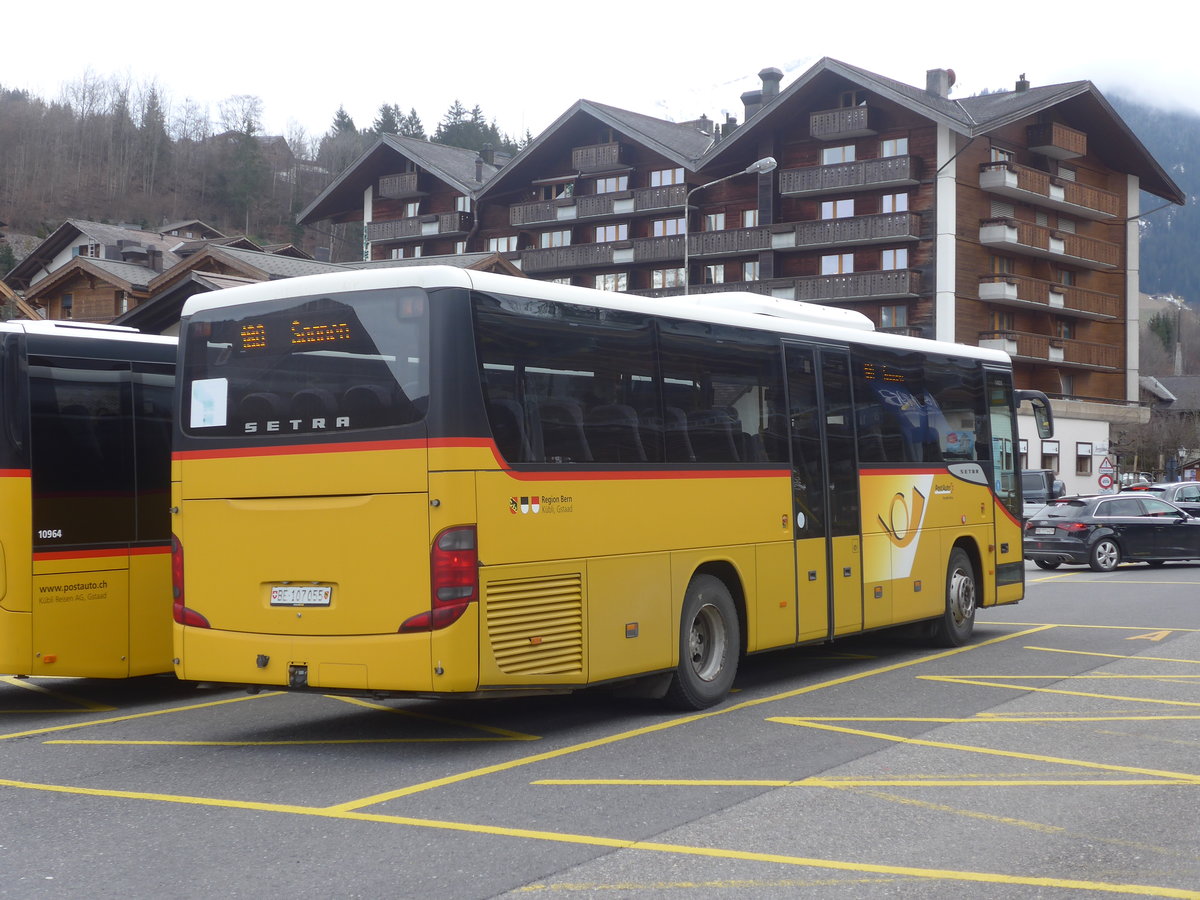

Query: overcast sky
(5, 1), (1198, 145)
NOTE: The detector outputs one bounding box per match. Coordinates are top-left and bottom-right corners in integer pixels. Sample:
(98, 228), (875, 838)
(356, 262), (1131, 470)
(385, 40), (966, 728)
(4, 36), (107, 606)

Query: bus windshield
(181, 288), (429, 438)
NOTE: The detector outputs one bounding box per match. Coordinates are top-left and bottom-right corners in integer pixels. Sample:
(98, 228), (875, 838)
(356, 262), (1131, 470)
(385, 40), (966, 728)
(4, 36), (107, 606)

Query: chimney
(722, 113), (739, 139)
(481, 142), (495, 166)
(1016, 73), (1030, 92)
(741, 88), (763, 121)
(475, 157), (484, 181)
(926, 68), (955, 98)
(759, 67), (783, 101)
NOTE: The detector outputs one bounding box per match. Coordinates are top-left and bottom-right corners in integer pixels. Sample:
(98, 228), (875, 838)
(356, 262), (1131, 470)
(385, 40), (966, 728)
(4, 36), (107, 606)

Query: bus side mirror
(1015, 390), (1054, 439)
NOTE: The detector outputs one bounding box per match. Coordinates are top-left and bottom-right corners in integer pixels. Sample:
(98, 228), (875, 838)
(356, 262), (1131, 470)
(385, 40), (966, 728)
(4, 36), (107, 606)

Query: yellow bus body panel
(31, 568), (130, 677)
(754, 540), (797, 650)
(127, 549), (173, 676)
(794, 538), (828, 643)
(0, 475), (31, 613)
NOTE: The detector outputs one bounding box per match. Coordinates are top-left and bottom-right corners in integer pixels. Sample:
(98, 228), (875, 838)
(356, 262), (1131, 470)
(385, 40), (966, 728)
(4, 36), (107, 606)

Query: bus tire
(930, 547), (976, 647)
(665, 574), (740, 710)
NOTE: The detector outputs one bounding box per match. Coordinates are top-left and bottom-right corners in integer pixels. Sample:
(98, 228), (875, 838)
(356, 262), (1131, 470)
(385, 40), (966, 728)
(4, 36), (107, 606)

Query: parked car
(1024, 493), (1200, 572)
(1118, 481), (1200, 516)
(1022, 468), (1065, 519)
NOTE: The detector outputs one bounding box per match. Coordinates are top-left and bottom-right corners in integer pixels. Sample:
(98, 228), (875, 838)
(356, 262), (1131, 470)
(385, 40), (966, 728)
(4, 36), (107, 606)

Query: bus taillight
(171, 535), (210, 628)
(400, 525), (478, 633)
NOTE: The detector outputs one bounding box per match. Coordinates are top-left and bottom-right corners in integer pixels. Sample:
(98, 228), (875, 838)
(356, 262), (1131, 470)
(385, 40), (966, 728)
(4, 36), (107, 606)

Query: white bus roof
(0, 319), (176, 345)
(179, 265), (1009, 364)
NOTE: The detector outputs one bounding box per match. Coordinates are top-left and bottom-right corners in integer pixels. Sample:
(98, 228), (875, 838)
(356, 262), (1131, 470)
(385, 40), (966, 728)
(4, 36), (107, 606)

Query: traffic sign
(1099, 457), (1115, 475)
(1098, 473), (1114, 490)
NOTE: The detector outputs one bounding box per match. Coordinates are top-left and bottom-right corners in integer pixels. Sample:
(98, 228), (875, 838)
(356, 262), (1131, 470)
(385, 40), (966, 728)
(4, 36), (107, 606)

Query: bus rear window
(182, 289), (428, 438)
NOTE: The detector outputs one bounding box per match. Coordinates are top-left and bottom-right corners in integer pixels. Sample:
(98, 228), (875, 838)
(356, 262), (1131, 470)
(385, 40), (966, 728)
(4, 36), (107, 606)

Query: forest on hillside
(0, 73), (526, 262)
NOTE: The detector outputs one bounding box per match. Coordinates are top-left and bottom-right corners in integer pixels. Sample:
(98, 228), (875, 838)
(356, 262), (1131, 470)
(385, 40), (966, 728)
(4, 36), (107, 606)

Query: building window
(1041, 440), (1060, 473)
(840, 90), (865, 107)
(1076, 442), (1093, 476)
(594, 175), (628, 194)
(1061, 373), (1074, 395)
(881, 193), (908, 213)
(404, 201), (420, 218)
(1019, 439), (1028, 470)
(550, 277), (572, 285)
(390, 248), (404, 259)
(821, 253), (854, 275)
(1056, 268), (1076, 286)
(993, 310), (1015, 331)
(540, 230), (571, 248)
(990, 145), (1014, 164)
(411, 246), (422, 258)
(820, 199), (854, 219)
(742, 209), (759, 228)
(880, 137), (908, 157)
(60, 293), (73, 319)
(991, 254), (1015, 274)
(704, 212), (725, 231)
(454, 241), (466, 255)
(1057, 216), (1076, 234)
(821, 145), (856, 165)
(652, 217), (685, 237)
(115, 291), (128, 315)
(1057, 164), (1077, 182)
(880, 305), (907, 329)
(704, 265), (725, 284)
(1056, 319), (1073, 340)
(652, 268), (685, 288)
(881, 248), (908, 270)
(743, 261), (760, 282)
(650, 167), (685, 187)
(539, 181), (574, 200)
(488, 235), (519, 252)
(456, 196), (472, 212)
(594, 273), (627, 291)
(595, 223), (628, 242)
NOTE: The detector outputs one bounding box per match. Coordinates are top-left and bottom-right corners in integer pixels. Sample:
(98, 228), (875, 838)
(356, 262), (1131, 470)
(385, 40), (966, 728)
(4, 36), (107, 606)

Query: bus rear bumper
(174, 624), (455, 693)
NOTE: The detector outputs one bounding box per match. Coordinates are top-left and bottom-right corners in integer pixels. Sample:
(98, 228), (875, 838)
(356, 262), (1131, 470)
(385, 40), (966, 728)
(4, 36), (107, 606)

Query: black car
(1024, 493), (1200, 571)
(1122, 481), (1200, 516)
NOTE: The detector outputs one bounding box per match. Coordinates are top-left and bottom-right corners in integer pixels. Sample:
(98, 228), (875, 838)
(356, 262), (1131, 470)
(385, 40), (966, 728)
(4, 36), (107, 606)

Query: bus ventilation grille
(485, 573), (584, 676)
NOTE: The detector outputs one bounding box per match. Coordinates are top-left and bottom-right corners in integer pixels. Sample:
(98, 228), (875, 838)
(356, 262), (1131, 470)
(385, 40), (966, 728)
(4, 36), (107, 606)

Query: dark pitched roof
(478, 99), (715, 202)
(23, 256), (163, 305)
(706, 57), (1184, 204)
(1154, 376), (1200, 410)
(297, 134), (498, 225)
(4, 218), (186, 290)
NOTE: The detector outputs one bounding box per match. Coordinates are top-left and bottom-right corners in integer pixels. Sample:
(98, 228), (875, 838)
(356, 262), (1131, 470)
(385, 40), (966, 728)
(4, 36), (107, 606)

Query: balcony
(978, 274), (1120, 320)
(979, 217), (1120, 270)
(367, 212), (473, 243)
(509, 185), (687, 227)
(809, 106), (876, 141)
(631, 270), (919, 303)
(520, 242), (617, 274)
(378, 172), (423, 199)
(978, 331), (1119, 370)
(772, 212), (920, 252)
(572, 141), (624, 172)
(1027, 122), (1086, 160)
(779, 156), (920, 196)
(979, 162), (1120, 220)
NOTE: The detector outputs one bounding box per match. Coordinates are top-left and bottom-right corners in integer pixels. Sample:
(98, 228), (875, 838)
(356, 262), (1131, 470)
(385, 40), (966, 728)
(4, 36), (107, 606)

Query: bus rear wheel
(665, 574), (739, 710)
(930, 547), (976, 647)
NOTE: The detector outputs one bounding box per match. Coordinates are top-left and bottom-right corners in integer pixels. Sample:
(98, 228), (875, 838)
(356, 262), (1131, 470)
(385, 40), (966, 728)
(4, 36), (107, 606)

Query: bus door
(986, 367), (1024, 604)
(785, 344), (862, 641)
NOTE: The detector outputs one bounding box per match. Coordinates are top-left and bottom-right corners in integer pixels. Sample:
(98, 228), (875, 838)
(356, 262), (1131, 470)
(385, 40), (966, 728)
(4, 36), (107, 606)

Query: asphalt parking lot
(2, 562), (1199, 899)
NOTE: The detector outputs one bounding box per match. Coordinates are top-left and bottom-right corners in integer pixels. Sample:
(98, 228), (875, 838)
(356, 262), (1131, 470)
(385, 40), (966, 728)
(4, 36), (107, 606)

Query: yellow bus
(0, 321), (176, 678)
(171, 267), (1051, 708)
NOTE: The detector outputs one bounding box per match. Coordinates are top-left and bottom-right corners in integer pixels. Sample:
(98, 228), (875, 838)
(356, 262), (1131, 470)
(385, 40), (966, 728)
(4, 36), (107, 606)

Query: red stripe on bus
(34, 544), (171, 562)
(0, 469), (31, 477)
(500, 467), (788, 482)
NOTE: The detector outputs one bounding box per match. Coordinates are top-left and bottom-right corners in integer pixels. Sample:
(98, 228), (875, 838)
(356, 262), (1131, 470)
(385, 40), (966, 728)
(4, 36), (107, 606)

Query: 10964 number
(37, 529), (63, 539)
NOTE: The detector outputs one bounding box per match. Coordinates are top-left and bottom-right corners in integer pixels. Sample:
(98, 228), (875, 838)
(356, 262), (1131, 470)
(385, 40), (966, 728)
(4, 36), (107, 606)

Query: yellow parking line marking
(768, 719), (1200, 783)
(0, 775), (1194, 897)
(0, 676), (116, 712)
(532, 778), (1197, 787)
(329, 695), (540, 741)
(325, 625), (1055, 812)
(1025, 646), (1200, 664)
(1128, 630), (1174, 641)
(917, 675), (1200, 707)
(0, 692), (279, 742)
(512, 877), (912, 891)
(982, 622), (1200, 632)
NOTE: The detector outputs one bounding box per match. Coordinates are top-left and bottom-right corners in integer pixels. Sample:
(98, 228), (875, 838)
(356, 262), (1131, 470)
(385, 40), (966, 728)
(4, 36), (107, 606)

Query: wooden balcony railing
(687, 227), (771, 256)
(979, 217), (1120, 269)
(509, 184), (687, 227)
(1027, 122), (1086, 159)
(378, 172), (421, 199)
(978, 274), (1120, 319)
(979, 162), (1120, 219)
(572, 141), (623, 171)
(519, 242), (616, 273)
(809, 106), (876, 140)
(779, 156), (919, 195)
(367, 212), (472, 243)
(777, 212), (920, 251)
(979, 330), (1120, 369)
(793, 269), (919, 303)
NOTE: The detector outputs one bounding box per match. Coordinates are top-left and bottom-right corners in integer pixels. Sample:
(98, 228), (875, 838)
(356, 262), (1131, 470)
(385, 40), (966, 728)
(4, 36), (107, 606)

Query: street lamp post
(681, 156), (777, 295)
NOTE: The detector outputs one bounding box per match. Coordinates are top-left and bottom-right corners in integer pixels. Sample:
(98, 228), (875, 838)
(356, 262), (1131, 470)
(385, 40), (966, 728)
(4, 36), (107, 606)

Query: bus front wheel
(930, 548), (976, 647)
(665, 574), (740, 710)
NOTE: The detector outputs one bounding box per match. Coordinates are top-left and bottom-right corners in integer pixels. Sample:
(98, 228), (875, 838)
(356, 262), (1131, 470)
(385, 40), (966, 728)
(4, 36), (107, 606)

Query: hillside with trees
(0, 74), (526, 257)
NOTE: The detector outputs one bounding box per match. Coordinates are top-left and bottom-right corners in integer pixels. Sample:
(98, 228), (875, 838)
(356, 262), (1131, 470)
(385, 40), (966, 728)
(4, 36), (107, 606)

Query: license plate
(1034, 527), (1055, 535)
(270, 585), (332, 607)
